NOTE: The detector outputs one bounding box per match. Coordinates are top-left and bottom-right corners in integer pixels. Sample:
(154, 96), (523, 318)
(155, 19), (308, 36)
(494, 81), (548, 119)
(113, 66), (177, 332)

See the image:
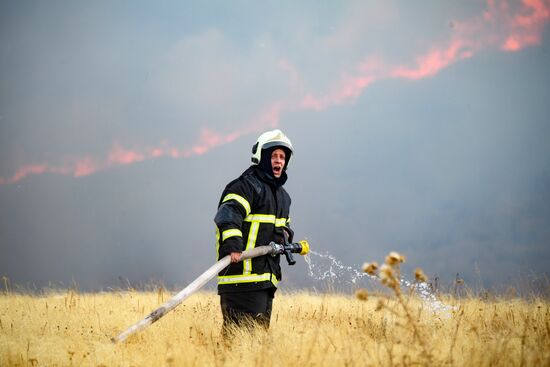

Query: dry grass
(1, 286), (549, 366)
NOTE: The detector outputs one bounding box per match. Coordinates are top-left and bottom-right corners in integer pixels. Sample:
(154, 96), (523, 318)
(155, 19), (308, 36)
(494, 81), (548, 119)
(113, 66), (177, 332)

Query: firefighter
(214, 129), (294, 332)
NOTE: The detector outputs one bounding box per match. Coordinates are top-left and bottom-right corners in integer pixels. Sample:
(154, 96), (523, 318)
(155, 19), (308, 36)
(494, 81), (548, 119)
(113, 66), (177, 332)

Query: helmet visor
(261, 141), (293, 153)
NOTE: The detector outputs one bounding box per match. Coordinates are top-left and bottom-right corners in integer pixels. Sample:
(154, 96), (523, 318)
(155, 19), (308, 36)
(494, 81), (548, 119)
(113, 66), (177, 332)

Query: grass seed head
(355, 288), (369, 301)
(362, 262), (379, 275)
(414, 268), (428, 282)
(380, 264), (394, 279)
(385, 251), (405, 266)
(379, 264), (399, 289)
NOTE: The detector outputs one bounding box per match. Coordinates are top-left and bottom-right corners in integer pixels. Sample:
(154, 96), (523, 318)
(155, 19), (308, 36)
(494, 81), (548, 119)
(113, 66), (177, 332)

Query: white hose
(113, 245), (274, 343)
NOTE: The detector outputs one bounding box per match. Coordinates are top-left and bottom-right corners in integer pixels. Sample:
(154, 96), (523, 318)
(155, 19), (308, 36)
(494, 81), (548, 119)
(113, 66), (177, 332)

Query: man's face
(271, 148), (286, 178)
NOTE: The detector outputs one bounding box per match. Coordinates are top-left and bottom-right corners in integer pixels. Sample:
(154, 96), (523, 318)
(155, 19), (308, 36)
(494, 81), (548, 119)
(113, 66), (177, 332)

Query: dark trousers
(220, 288), (276, 334)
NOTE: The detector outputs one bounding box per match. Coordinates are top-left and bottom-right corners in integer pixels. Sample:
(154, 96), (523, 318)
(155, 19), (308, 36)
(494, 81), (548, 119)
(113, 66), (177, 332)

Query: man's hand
(230, 252), (242, 263)
(283, 226), (294, 243)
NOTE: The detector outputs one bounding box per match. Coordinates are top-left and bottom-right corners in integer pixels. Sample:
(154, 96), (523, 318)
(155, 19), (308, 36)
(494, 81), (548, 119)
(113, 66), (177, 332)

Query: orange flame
(293, 0), (549, 110)
(501, 0), (550, 51)
(390, 40), (473, 80)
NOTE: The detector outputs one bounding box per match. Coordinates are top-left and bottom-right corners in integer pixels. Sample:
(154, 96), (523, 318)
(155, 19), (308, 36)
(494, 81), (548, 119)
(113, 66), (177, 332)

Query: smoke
(0, 129), (245, 184)
(1, 0), (548, 186)
(1, 0), (549, 291)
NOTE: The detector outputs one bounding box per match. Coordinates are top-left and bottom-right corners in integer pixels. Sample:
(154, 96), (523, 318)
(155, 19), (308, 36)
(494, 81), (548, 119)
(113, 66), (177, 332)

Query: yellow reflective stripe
(221, 229), (242, 241)
(244, 214), (275, 222)
(219, 210), (288, 280)
(217, 273), (278, 286)
(222, 194), (251, 216)
(244, 214), (289, 226)
(275, 218), (287, 227)
(215, 227), (221, 261)
(243, 222), (260, 274)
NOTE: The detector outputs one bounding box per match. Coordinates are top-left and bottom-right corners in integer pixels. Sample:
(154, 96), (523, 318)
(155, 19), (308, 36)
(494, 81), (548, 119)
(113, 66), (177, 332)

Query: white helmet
(251, 129), (293, 167)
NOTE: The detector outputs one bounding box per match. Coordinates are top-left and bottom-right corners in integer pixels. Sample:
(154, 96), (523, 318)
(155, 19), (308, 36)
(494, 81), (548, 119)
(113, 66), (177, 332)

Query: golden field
(1, 288), (549, 366)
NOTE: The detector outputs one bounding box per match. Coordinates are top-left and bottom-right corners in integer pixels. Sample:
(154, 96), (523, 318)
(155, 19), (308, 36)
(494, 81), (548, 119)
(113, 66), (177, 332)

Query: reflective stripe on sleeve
(222, 194), (251, 216)
(221, 228), (242, 241)
(275, 218), (287, 227)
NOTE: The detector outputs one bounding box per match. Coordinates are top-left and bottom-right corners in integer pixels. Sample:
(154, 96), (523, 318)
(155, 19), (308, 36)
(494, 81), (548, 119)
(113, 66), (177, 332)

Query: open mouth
(273, 166), (282, 175)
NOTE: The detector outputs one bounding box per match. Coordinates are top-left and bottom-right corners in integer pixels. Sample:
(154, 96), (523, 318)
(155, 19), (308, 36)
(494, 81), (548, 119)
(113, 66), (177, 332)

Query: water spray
(113, 240), (309, 343)
(304, 250), (454, 315)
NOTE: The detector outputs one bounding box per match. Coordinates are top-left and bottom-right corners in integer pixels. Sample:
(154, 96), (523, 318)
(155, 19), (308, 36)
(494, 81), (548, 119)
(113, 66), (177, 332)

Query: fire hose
(113, 240), (309, 343)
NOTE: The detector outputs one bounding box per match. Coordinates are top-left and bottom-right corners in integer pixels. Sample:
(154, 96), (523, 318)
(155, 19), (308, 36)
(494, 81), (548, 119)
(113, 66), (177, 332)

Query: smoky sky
(1, 1), (549, 292)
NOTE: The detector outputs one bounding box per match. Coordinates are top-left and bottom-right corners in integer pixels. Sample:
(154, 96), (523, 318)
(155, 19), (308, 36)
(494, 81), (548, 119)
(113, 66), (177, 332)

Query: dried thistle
(362, 251), (431, 362)
(354, 288), (369, 301)
(379, 264), (398, 289)
(385, 251), (406, 266)
(414, 268), (428, 282)
(379, 264), (394, 279)
(362, 262), (379, 275)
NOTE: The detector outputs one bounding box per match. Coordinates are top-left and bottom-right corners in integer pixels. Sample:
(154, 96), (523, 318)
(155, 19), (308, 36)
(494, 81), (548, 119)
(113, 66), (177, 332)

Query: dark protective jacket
(214, 165), (291, 294)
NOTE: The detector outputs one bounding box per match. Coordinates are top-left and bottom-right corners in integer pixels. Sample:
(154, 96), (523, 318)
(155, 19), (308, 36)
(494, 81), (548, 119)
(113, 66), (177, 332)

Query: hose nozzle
(298, 240), (309, 255)
(269, 240), (310, 265)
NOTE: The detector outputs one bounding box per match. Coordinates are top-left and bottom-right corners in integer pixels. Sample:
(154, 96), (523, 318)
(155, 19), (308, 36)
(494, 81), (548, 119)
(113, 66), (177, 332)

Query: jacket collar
(245, 165), (287, 188)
